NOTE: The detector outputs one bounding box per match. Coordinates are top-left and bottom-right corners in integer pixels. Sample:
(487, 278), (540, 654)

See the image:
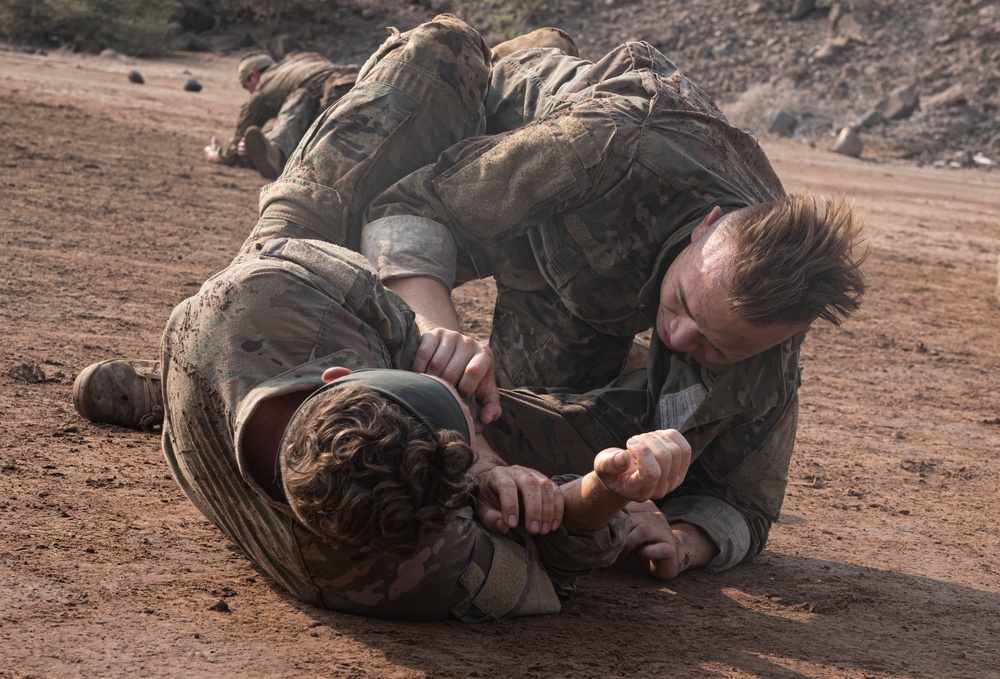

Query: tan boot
(491, 27), (579, 63)
(243, 125), (283, 180)
(72, 359), (163, 429)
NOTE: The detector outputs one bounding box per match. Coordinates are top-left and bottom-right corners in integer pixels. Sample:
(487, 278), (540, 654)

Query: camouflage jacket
(220, 53), (357, 165)
(362, 42), (796, 570)
(160, 237), (626, 620)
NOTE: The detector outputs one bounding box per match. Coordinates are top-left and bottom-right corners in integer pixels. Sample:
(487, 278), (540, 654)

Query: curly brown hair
(279, 384), (474, 557)
(723, 193), (868, 327)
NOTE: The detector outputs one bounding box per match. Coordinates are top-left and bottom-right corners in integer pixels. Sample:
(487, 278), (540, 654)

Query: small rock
(99, 48), (123, 59)
(877, 85), (919, 120)
(767, 109), (798, 136)
(10, 363), (46, 383)
(127, 70), (144, 84)
(828, 2), (843, 26)
(830, 127), (863, 157)
(208, 599), (231, 613)
(924, 84), (966, 110)
(856, 109), (886, 129)
(184, 78), (202, 92)
(812, 39), (845, 63)
(790, 0), (816, 20)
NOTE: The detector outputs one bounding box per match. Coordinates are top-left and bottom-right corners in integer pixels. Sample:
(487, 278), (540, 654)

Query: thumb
(594, 449), (631, 477)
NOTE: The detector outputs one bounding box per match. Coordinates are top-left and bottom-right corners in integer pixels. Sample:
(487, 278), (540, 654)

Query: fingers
(505, 466), (561, 534)
(415, 329), (501, 424)
(624, 508), (681, 580)
(414, 329), (481, 386)
(625, 429), (692, 499)
(593, 449), (633, 479)
(477, 466), (562, 535)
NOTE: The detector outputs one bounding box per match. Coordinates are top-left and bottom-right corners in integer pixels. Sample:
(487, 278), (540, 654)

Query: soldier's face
(656, 214), (806, 373)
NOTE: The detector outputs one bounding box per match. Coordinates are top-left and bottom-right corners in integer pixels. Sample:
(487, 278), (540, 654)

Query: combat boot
(72, 359), (163, 429)
(243, 125), (283, 180)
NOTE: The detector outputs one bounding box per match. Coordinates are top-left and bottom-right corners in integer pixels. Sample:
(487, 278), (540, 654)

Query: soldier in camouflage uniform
(203, 51), (359, 179)
(359, 42), (868, 578)
(160, 15), (694, 621)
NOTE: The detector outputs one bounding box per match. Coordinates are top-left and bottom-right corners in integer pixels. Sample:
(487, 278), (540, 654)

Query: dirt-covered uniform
(161, 237), (626, 621)
(218, 52), (358, 167)
(360, 44), (800, 572)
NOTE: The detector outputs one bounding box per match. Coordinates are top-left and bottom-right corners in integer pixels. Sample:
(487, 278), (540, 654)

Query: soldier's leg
(237, 15), (491, 258)
(264, 87), (319, 165)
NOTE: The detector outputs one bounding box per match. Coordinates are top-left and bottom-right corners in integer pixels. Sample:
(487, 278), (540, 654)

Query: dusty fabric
(162, 17), (628, 622)
(364, 42), (798, 570)
(219, 54), (360, 166)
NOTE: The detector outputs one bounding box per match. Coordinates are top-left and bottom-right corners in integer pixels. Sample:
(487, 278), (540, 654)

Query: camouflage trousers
(264, 87), (319, 162)
(166, 16), (629, 621)
(234, 13), (491, 261)
(264, 67), (359, 168)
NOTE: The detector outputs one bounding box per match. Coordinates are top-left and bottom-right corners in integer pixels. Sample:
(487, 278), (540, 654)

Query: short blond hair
(723, 193), (868, 326)
(279, 385), (473, 557)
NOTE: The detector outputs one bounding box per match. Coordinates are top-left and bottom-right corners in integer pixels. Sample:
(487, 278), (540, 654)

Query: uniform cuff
(361, 216), (458, 290)
(659, 494), (751, 572)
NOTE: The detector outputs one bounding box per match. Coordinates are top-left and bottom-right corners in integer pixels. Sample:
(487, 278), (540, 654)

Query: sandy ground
(1, 47), (999, 679)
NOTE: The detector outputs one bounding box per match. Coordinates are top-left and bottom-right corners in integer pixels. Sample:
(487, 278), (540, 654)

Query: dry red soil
(1, 47), (999, 679)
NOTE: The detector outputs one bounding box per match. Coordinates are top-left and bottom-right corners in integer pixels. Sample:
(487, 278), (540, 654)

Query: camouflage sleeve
(659, 394), (799, 571)
(361, 215), (458, 289)
(364, 98), (632, 272)
(533, 487), (630, 599)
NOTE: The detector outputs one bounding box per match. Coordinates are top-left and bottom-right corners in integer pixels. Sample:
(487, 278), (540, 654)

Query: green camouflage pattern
(364, 42), (798, 570)
(162, 17), (627, 621)
(235, 15), (492, 259)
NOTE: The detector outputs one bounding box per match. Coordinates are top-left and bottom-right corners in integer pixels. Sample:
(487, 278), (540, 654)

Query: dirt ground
(2, 45), (999, 679)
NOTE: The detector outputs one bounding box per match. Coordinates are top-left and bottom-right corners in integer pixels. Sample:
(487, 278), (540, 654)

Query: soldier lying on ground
(78, 17), (664, 621)
(75, 12), (865, 601)
(202, 50), (359, 179)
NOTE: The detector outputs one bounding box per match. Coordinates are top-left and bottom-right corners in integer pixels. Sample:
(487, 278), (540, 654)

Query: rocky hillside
(178, 0), (998, 168)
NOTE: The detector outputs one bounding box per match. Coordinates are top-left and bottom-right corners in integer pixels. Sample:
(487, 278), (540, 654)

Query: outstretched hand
(473, 465), (564, 536)
(414, 328), (501, 424)
(204, 135), (222, 163)
(593, 429), (692, 503)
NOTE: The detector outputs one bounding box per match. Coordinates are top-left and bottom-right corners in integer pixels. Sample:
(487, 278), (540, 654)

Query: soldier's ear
(322, 366), (352, 383)
(691, 206), (724, 241)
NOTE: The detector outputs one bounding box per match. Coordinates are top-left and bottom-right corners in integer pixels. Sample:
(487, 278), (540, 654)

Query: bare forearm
(468, 436), (507, 477)
(384, 276), (461, 333)
(559, 473), (627, 532)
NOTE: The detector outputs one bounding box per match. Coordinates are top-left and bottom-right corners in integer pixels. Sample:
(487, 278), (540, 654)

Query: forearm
(383, 275), (462, 333)
(467, 435), (508, 477)
(559, 472), (627, 533)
